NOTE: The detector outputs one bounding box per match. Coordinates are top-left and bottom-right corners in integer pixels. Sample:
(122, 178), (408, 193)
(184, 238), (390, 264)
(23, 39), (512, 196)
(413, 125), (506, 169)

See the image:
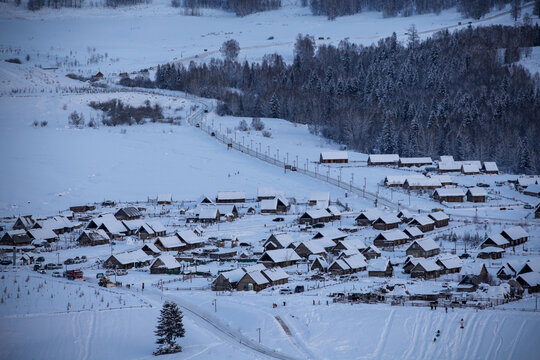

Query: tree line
(307, 0), (520, 20)
(144, 25), (540, 174)
(175, 0), (281, 16)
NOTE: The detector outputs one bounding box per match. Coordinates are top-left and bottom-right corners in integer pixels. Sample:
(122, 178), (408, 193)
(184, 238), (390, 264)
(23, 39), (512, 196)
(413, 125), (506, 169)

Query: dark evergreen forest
(131, 25), (539, 174)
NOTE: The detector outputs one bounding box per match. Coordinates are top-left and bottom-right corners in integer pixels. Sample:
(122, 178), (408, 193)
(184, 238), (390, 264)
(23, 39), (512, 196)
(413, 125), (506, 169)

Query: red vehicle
(65, 269), (83, 280)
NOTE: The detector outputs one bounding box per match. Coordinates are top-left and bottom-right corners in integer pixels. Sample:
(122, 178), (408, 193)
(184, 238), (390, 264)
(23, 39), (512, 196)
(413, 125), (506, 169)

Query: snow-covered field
(1, 2), (540, 360)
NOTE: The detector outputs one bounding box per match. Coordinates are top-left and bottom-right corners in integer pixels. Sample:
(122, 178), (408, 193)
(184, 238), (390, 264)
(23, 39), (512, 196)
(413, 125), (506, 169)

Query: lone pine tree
(154, 301), (185, 356)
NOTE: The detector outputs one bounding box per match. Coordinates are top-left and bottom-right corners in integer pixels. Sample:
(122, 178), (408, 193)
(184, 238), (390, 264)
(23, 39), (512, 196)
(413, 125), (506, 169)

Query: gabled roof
(312, 229), (347, 241)
(483, 234), (509, 246)
(152, 254), (180, 269)
(459, 262), (486, 276)
(197, 194), (214, 204)
(409, 215), (435, 226)
(217, 191), (245, 201)
(311, 238), (337, 250)
(267, 233), (295, 248)
(298, 241), (326, 255)
(385, 175), (421, 186)
(36, 216), (74, 231)
(501, 226), (529, 240)
(320, 151), (348, 161)
(433, 188), (465, 197)
(409, 238), (439, 252)
(198, 206), (220, 219)
(398, 209), (413, 219)
(240, 270), (269, 286)
(429, 175), (454, 184)
(27, 228), (58, 240)
(478, 246), (505, 254)
(261, 199), (279, 211)
(262, 267), (289, 282)
(330, 258), (351, 271)
(147, 221), (166, 233)
(302, 209), (331, 219)
(355, 209), (382, 221)
(142, 243), (160, 254)
(404, 226), (423, 238)
(259, 249), (301, 263)
(156, 235), (183, 249)
(483, 162), (498, 172)
(399, 157), (433, 165)
(524, 184), (540, 194)
(412, 259), (440, 272)
(138, 223), (155, 235)
(438, 162), (461, 171)
(437, 255), (462, 270)
(368, 257), (390, 272)
(363, 245), (381, 254)
(342, 254), (367, 270)
(15, 215), (35, 229)
(517, 176), (540, 186)
(326, 205), (341, 216)
(89, 214), (126, 234)
(115, 207), (142, 218)
(122, 219), (145, 232)
(461, 164), (480, 173)
(219, 268), (246, 283)
(81, 229), (109, 242)
(404, 177), (441, 187)
(440, 155), (454, 162)
(368, 154), (399, 163)
(428, 211), (449, 221)
(336, 239), (367, 251)
(376, 229), (408, 241)
(176, 230), (204, 245)
(373, 214), (401, 225)
(517, 272), (540, 287)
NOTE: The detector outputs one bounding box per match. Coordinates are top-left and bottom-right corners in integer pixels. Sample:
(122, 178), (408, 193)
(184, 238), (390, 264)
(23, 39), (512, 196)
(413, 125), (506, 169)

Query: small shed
(482, 162), (499, 174)
(477, 246), (504, 260)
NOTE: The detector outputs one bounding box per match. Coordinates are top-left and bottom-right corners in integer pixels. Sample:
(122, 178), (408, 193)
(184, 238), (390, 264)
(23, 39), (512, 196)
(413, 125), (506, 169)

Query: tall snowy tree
(517, 136), (532, 174)
(269, 93), (280, 118)
(154, 301), (185, 356)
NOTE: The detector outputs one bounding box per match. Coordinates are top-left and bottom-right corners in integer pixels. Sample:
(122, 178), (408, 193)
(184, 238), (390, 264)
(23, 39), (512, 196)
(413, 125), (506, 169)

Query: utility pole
(256, 327), (261, 343)
(212, 299), (217, 312)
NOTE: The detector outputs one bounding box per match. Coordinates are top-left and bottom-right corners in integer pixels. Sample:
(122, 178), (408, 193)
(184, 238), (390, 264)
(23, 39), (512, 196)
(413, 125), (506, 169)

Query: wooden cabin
(320, 151), (348, 164)
(406, 238), (440, 258)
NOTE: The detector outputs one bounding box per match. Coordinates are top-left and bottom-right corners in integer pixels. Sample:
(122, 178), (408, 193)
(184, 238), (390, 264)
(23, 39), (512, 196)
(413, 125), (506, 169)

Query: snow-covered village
(1, 1), (540, 359)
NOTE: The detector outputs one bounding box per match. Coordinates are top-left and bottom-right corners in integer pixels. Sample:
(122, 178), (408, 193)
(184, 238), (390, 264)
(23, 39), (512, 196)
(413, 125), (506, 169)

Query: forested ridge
(144, 25), (540, 173)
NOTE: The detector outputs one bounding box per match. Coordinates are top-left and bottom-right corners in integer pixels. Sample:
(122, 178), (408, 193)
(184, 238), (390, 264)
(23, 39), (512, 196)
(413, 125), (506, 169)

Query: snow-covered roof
(517, 272), (540, 287)
(309, 192), (330, 202)
(437, 255), (462, 270)
(376, 229), (408, 241)
(368, 257), (390, 272)
(409, 215), (435, 226)
(261, 199), (278, 211)
(356, 209), (382, 221)
(313, 228), (347, 240)
(303, 209), (331, 219)
(320, 151), (348, 161)
(404, 226), (423, 237)
(299, 241), (326, 255)
(434, 188), (465, 197)
(399, 157), (433, 165)
(398, 209), (413, 219)
(37, 216), (74, 231)
(363, 245), (381, 254)
(242, 270), (269, 285)
(257, 187), (285, 198)
(517, 176), (540, 186)
(330, 259), (351, 271)
(90, 214), (126, 234)
(260, 249), (301, 263)
(15, 216), (35, 228)
(142, 243), (160, 254)
(176, 230), (204, 245)
(199, 206), (219, 219)
(115, 206), (141, 218)
(483, 162), (498, 172)
(368, 154), (399, 163)
(311, 256), (329, 269)
(484, 234), (509, 246)
(466, 187), (488, 197)
(501, 226), (529, 240)
(147, 221), (166, 233)
(326, 205), (341, 216)
(339, 249), (361, 258)
(462, 160), (482, 168)
(311, 238), (337, 249)
(217, 191), (246, 201)
(438, 162), (461, 171)
(374, 214), (401, 225)
(428, 211), (449, 221)
(219, 268), (246, 283)
(429, 175), (454, 184)
(152, 254), (180, 269)
(459, 262), (486, 276)
(385, 175), (413, 186)
(157, 194), (172, 202)
(405, 177), (441, 187)
(479, 246), (505, 254)
(156, 235), (183, 249)
(440, 155), (454, 163)
(262, 267), (289, 282)
(337, 239), (367, 251)
(113, 249), (152, 265)
(524, 184), (540, 194)
(414, 259), (441, 272)
(411, 238), (439, 251)
(122, 219), (145, 231)
(80, 229), (109, 242)
(268, 233), (295, 248)
(462, 164), (480, 173)
(27, 228), (57, 240)
(342, 254), (367, 270)
(520, 259), (540, 273)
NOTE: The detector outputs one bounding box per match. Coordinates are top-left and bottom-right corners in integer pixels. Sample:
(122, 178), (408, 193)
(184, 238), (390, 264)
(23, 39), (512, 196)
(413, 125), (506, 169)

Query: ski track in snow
(82, 310), (95, 360)
(507, 318), (527, 360)
(371, 308), (395, 359)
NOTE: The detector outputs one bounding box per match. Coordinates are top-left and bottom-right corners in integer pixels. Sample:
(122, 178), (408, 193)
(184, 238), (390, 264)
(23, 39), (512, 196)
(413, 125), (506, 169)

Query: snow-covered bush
(262, 130), (272, 138)
(250, 117), (265, 131)
(236, 119), (248, 131)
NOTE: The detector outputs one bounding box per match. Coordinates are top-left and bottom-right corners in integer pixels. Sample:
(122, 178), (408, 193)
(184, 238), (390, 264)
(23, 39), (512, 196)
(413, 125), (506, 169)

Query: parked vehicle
(279, 288), (293, 295)
(524, 204), (534, 209)
(116, 269), (128, 276)
(105, 270), (115, 276)
(38, 269), (47, 274)
(0, 259), (12, 266)
(312, 223), (325, 228)
(36, 256), (45, 263)
(459, 253), (471, 259)
(52, 271), (62, 278)
(65, 269), (83, 280)
(45, 263), (56, 270)
(64, 258), (74, 265)
(272, 217), (284, 222)
(476, 183), (490, 188)
(96, 273), (105, 279)
(294, 285), (305, 293)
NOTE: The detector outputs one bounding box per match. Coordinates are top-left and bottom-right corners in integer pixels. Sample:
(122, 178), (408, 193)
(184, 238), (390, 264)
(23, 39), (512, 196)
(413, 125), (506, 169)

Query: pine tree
(380, 118), (394, 154)
(534, 0), (540, 17)
(269, 93), (280, 118)
(154, 301), (185, 355)
(517, 137), (532, 174)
